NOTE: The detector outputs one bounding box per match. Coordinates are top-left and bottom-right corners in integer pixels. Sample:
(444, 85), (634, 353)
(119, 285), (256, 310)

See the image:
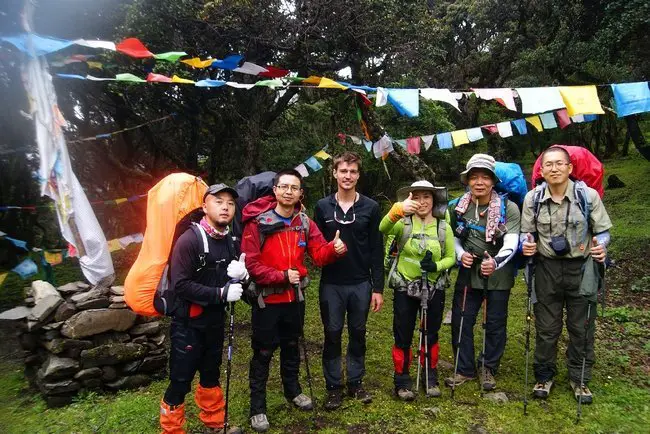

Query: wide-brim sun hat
(397, 180), (446, 201)
(459, 153), (501, 185)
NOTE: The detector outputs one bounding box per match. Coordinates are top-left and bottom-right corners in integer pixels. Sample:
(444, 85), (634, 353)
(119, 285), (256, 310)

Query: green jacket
(379, 213), (455, 283)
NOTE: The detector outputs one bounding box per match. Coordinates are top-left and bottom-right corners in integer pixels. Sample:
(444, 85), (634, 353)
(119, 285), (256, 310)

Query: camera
(549, 235), (571, 256)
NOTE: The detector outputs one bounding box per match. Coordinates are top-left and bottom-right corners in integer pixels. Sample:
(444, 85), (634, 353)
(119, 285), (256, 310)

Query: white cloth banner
(421, 135), (435, 150)
(516, 87), (566, 114)
(496, 121), (513, 138)
(233, 62), (269, 76)
(376, 87), (388, 107)
(73, 39), (116, 51)
(24, 39), (114, 285)
(420, 88), (461, 111)
(472, 88), (517, 111)
(226, 82), (255, 89)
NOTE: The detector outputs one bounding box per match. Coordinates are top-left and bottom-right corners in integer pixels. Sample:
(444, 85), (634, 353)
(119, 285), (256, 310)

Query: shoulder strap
(299, 212), (311, 239)
(190, 223), (210, 270)
(532, 182), (547, 223)
(398, 215), (413, 250)
(437, 217), (446, 256)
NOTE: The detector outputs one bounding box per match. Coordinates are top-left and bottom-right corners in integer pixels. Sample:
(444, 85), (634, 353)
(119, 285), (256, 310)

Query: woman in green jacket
(380, 181), (455, 400)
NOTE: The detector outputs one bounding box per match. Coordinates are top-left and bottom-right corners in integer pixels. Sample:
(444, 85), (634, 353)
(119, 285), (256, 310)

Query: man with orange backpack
(241, 169), (347, 432)
(159, 183), (246, 434)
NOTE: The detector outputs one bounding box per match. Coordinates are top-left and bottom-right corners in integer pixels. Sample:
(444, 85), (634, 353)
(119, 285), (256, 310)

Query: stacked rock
(0, 280), (168, 408)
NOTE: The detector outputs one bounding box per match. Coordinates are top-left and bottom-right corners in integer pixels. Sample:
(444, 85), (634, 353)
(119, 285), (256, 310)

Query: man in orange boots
(160, 183), (246, 433)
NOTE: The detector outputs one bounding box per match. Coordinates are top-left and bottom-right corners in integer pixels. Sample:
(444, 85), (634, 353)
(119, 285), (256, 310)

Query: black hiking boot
(324, 388), (344, 410)
(347, 385), (372, 404)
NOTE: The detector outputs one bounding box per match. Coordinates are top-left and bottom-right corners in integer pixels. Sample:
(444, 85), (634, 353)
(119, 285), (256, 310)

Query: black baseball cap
(203, 183), (238, 201)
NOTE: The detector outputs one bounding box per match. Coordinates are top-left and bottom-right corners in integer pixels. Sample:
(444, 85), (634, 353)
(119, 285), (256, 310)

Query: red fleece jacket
(241, 195), (342, 303)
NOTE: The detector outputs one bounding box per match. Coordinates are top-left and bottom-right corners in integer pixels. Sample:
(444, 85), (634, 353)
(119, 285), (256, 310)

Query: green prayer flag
(254, 79), (284, 89)
(116, 73), (146, 83)
(154, 51), (188, 62)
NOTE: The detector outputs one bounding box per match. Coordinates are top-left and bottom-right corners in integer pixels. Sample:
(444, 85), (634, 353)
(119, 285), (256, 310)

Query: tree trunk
(625, 115), (650, 161)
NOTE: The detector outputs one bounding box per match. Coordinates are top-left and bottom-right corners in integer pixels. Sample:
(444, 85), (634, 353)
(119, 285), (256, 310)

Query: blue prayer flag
(511, 119), (528, 135)
(304, 156), (323, 171)
(12, 258), (38, 279)
(611, 82), (650, 118)
(195, 79), (227, 88)
(436, 133), (452, 150)
(387, 89), (419, 117)
(211, 55), (244, 71)
(539, 112), (558, 129)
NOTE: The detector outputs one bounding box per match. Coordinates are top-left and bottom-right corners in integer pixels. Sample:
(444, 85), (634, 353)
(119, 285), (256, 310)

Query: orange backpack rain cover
(124, 173), (208, 316)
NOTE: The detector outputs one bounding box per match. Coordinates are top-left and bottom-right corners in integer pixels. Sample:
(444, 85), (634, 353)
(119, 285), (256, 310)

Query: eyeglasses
(334, 204), (356, 225)
(542, 161), (570, 169)
(275, 184), (301, 193)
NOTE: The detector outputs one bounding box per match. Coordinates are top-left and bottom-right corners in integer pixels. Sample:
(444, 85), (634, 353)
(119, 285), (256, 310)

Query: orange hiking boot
(160, 400), (186, 434)
(195, 384), (225, 429)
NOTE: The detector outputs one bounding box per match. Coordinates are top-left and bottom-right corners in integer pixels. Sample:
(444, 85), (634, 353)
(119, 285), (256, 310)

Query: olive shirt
(452, 200), (521, 290)
(379, 213), (455, 283)
(520, 179), (612, 259)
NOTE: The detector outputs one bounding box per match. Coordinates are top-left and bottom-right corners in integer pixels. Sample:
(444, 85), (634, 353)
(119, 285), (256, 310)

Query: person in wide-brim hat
(459, 154), (501, 185)
(397, 180), (447, 202)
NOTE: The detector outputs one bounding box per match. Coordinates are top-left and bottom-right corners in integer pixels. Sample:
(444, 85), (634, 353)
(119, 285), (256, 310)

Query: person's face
(541, 150), (573, 186)
(468, 169), (495, 200)
(412, 190), (433, 218)
(273, 174), (303, 207)
(333, 161), (360, 192)
(202, 191), (236, 228)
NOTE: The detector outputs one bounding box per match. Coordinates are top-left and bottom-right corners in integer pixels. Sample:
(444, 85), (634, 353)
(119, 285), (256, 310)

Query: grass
(0, 153), (649, 433)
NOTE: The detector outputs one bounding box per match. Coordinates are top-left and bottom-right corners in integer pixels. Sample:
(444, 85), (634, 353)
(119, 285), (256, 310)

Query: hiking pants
(319, 281), (372, 390)
(164, 319), (225, 406)
(392, 287), (444, 390)
(451, 274), (511, 377)
(249, 301), (304, 416)
(533, 256), (596, 384)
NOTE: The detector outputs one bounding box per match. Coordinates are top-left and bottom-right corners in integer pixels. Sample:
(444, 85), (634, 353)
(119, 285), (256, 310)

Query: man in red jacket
(242, 169), (346, 432)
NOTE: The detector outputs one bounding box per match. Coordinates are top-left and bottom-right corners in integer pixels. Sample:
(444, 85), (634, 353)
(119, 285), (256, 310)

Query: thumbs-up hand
(333, 229), (347, 255)
(402, 192), (420, 216)
(481, 251), (496, 276)
(590, 236), (606, 263)
(227, 252), (249, 281)
(522, 232), (537, 256)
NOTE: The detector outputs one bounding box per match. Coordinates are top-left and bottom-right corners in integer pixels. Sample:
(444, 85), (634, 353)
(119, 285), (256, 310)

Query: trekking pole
(598, 262), (606, 317)
(479, 252), (490, 397)
(223, 301), (235, 434)
(576, 302), (593, 424)
(423, 272), (430, 395)
(523, 257), (535, 416)
(451, 284), (469, 401)
(293, 281), (315, 422)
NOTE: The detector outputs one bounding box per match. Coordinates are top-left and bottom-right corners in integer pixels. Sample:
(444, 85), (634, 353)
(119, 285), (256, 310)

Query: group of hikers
(157, 147), (611, 433)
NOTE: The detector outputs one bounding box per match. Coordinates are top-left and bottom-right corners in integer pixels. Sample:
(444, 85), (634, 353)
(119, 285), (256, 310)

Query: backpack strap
(531, 182), (547, 227)
(191, 223), (210, 270)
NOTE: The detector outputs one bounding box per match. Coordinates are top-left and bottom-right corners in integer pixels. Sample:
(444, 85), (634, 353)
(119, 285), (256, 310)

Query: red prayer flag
(406, 137), (421, 155)
(258, 65), (289, 78)
(146, 72), (173, 83)
(481, 124), (499, 134)
(556, 109), (572, 129)
(116, 38), (154, 58)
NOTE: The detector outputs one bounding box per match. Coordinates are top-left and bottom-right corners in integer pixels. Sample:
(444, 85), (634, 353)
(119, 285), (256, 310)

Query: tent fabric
(531, 145), (604, 197)
(124, 173), (208, 316)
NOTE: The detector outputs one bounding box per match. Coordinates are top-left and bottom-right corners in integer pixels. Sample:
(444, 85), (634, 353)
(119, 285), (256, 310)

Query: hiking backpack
(124, 173), (209, 317)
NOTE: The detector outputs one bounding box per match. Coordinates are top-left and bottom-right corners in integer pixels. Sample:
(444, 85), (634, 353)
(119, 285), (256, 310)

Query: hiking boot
(425, 384), (442, 397)
(347, 385), (372, 404)
(291, 393), (313, 411)
(323, 388), (344, 410)
(250, 414), (270, 432)
(480, 367), (497, 391)
(570, 381), (593, 404)
(396, 388), (416, 401)
(444, 373), (475, 388)
(532, 380), (553, 399)
(205, 427), (243, 434)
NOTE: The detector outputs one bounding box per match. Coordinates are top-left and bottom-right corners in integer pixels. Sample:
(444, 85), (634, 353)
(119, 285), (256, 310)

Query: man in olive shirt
(447, 154), (521, 391)
(521, 146), (611, 403)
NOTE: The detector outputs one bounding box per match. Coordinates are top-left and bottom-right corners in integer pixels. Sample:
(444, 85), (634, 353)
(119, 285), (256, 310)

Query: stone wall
(0, 280), (168, 408)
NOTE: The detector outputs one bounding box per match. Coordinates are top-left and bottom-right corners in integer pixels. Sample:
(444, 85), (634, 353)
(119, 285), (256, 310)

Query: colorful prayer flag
(116, 38), (153, 58)
(611, 82), (650, 118)
(44, 251), (63, 266)
(318, 78), (348, 90)
(436, 133), (453, 150)
(525, 116), (543, 132)
(559, 86), (604, 116)
(116, 73), (146, 83)
(451, 130), (470, 147)
(516, 87), (566, 114)
(496, 122), (513, 138)
(482, 124), (498, 135)
(295, 164), (309, 178)
(314, 150), (331, 160)
(421, 135), (435, 150)
(556, 109), (572, 129)
(511, 119), (528, 135)
(12, 258), (38, 279)
(472, 88), (517, 111)
(171, 75), (195, 84)
(406, 137), (421, 154)
(387, 89), (419, 117)
(466, 127), (484, 142)
(182, 57), (214, 68)
(419, 88), (460, 111)
(154, 51), (187, 62)
(304, 157), (323, 171)
(539, 112), (558, 129)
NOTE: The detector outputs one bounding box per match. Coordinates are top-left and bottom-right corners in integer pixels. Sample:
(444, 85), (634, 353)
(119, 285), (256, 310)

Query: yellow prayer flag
(107, 239), (122, 252)
(302, 76), (322, 85)
(317, 78), (348, 90)
(86, 61), (103, 69)
(0, 272), (7, 287)
(314, 150), (331, 160)
(181, 57), (213, 69)
(558, 86), (605, 116)
(44, 251), (63, 266)
(525, 115), (543, 132)
(451, 130), (470, 147)
(172, 75), (195, 84)
(115, 198), (128, 205)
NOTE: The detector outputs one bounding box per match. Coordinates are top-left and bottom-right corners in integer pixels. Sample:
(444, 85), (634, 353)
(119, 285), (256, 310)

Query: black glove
(420, 250), (438, 272)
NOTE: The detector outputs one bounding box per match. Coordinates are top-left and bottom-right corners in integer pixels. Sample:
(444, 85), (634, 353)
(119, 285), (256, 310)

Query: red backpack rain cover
(531, 145), (604, 197)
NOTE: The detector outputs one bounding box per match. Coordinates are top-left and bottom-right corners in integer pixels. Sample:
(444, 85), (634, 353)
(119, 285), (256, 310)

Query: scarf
(455, 190), (502, 243)
(200, 216), (229, 239)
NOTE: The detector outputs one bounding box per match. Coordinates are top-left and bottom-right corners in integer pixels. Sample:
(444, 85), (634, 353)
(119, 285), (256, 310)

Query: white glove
(227, 253), (249, 282)
(221, 283), (243, 303)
